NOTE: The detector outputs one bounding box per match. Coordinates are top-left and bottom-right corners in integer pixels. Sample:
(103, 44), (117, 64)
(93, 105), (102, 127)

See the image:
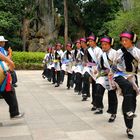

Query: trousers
(114, 76), (137, 129)
(1, 85), (19, 117)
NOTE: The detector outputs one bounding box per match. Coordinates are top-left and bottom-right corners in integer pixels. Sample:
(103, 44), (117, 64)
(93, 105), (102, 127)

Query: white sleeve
(115, 49), (123, 64)
(110, 49), (117, 63)
(42, 54), (48, 63)
(133, 48), (140, 71)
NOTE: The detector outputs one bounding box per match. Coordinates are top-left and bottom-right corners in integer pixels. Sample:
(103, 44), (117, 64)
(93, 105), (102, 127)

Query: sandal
(126, 129), (134, 139)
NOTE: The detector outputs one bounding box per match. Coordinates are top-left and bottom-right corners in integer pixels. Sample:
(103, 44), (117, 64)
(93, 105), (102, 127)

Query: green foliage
(1, 0), (139, 51)
(54, 0), (121, 40)
(0, 11), (21, 35)
(7, 37), (23, 51)
(49, 36), (65, 46)
(0, 0), (34, 19)
(103, 0), (140, 41)
(12, 51), (45, 70)
(82, 0), (122, 36)
(0, 0), (35, 50)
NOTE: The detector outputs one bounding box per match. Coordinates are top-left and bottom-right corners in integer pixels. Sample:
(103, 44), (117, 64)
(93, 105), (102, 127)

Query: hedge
(12, 52), (45, 70)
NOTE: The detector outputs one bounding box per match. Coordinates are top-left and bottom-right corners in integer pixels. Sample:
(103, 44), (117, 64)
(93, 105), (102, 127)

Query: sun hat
(0, 36), (8, 42)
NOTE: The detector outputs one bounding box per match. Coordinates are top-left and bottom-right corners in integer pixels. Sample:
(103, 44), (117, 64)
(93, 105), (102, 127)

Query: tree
(64, 0), (68, 46)
(0, 0), (61, 51)
(54, 0), (121, 40)
(102, 0), (140, 47)
(27, 0), (61, 51)
(0, 0), (34, 51)
(82, 0), (121, 36)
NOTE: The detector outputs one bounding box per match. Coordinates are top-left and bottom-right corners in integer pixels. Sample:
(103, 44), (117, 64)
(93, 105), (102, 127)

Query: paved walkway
(0, 70), (140, 140)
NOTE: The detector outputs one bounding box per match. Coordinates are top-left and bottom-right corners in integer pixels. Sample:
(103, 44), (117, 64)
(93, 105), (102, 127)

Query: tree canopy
(0, 0), (139, 51)
(104, 0), (140, 40)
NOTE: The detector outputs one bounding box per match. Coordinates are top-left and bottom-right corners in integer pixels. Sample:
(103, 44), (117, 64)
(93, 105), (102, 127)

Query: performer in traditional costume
(80, 37), (90, 101)
(72, 39), (84, 95)
(82, 35), (102, 106)
(94, 36), (118, 123)
(53, 43), (64, 87)
(113, 31), (140, 139)
(42, 48), (50, 79)
(42, 47), (55, 82)
(62, 43), (74, 89)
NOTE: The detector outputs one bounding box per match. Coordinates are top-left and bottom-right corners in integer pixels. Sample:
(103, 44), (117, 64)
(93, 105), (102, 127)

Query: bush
(12, 52), (45, 70)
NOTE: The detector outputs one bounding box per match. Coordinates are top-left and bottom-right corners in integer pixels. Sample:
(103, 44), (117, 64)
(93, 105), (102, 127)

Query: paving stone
(0, 71), (140, 140)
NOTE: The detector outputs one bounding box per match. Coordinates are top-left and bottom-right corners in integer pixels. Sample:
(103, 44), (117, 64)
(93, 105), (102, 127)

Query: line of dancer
(42, 31), (140, 139)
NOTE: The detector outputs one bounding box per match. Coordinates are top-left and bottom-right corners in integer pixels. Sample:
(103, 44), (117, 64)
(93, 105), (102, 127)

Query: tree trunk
(64, 0), (68, 47)
(121, 0), (133, 11)
(22, 18), (30, 51)
(28, 0), (61, 51)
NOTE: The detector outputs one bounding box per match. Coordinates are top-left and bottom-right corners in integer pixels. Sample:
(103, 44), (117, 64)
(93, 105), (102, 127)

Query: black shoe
(13, 84), (18, 87)
(126, 129), (134, 139)
(48, 78), (51, 82)
(91, 106), (97, 111)
(0, 95), (3, 99)
(11, 112), (24, 120)
(108, 114), (116, 122)
(78, 92), (81, 95)
(94, 109), (103, 114)
(70, 80), (74, 88)
(67, 87), (70, 90)
(74, 89), (78, 93)
(60, 81), (63, 84)
(126, 111), (137, 119)
(55, 84), (60, 87)
(42, 75), (46, 79)
(81, 97), (87, 101)
(87, 94), (90, 98)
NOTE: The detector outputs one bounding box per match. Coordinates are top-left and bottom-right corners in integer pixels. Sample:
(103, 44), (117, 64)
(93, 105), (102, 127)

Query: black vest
(121, 47), (138, 73)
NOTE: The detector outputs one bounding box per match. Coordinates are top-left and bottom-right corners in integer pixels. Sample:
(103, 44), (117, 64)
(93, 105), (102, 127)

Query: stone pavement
(0, 70), (140, 140)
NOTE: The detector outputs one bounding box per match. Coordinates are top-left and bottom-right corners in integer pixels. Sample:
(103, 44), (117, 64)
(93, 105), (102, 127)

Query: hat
(66, 43), (72, 47)
(100, 36), (114, 46)
(55, 43), (61, 46)
(87, 35), (98, 43)
(120, 31), (137, 43)
(47, 47), (52, 51)
(80, 38), (87, 43)
(75, 39), (80, 44)
(0, 36), (8, 42)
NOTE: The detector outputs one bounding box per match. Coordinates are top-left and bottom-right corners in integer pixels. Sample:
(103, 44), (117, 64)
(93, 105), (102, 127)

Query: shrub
(12, 52), (45, 70)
